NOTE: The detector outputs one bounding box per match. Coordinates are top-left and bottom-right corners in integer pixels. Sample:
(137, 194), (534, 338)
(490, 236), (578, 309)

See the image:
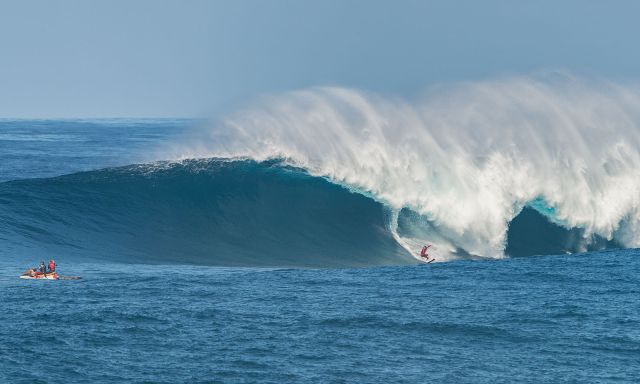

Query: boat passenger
(23, 268), (37, 277)
(48, 259), (56, 273)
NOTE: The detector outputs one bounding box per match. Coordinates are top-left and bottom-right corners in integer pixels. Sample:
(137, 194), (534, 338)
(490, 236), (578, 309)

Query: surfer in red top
(420, 245), (432, 262)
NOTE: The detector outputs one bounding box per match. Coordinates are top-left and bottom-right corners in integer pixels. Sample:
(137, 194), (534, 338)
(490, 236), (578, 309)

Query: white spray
(171, 75), (640, 259)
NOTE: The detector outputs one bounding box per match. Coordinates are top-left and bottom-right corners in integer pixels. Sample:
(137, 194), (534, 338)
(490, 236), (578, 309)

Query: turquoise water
(1, 120), (639, 382)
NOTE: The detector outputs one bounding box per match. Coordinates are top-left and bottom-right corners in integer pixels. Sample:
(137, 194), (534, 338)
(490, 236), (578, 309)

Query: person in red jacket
(420, 245), (432, 261)
(48, 259), (56, 273)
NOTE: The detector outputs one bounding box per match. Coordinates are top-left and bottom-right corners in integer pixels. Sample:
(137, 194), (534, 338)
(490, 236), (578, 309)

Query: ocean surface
(1, 119), (639, 383)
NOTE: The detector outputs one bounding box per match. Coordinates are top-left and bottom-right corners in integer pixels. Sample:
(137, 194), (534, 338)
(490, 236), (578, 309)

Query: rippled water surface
(2, 250), (639, 383)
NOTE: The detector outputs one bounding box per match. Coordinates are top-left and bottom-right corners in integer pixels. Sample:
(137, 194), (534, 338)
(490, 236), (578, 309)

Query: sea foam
(172, 75), (640, 259)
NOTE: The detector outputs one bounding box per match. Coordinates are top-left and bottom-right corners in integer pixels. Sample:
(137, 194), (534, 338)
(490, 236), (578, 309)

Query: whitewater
(165, 75), (640, 261)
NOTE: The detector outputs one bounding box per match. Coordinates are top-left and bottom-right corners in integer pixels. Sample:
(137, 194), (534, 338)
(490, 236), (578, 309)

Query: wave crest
(172, 75), (640, 257)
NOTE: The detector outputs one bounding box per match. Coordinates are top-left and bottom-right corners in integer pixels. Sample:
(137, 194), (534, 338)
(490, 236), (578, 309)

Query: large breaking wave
(2, 75), (639, 266)
(0, 160), (414, 267)
(0, 159), (619, 266)
(167, 75), (640, 260)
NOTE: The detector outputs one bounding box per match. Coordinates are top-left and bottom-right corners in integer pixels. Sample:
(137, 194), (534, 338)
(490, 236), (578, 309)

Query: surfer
(420, 245), (432, 262)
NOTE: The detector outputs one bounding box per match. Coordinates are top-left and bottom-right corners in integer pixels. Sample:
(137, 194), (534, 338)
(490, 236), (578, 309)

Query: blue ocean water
(2, 253), (640, 383)
(1, 120), (639, 383)
(0, 119), (191, 182)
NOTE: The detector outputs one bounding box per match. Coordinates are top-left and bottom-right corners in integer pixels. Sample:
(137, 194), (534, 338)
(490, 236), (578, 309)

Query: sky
(1, 0), (639, 118)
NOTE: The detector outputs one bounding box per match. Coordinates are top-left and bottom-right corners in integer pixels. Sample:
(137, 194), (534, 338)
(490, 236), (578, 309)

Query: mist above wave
(171, 75), (640, 258)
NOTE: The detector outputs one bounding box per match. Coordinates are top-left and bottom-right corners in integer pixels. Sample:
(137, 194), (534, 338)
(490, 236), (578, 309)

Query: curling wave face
(0, 159), (621, 266)
(168, 75), (640, 259)
(0, 160), (414, 267)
